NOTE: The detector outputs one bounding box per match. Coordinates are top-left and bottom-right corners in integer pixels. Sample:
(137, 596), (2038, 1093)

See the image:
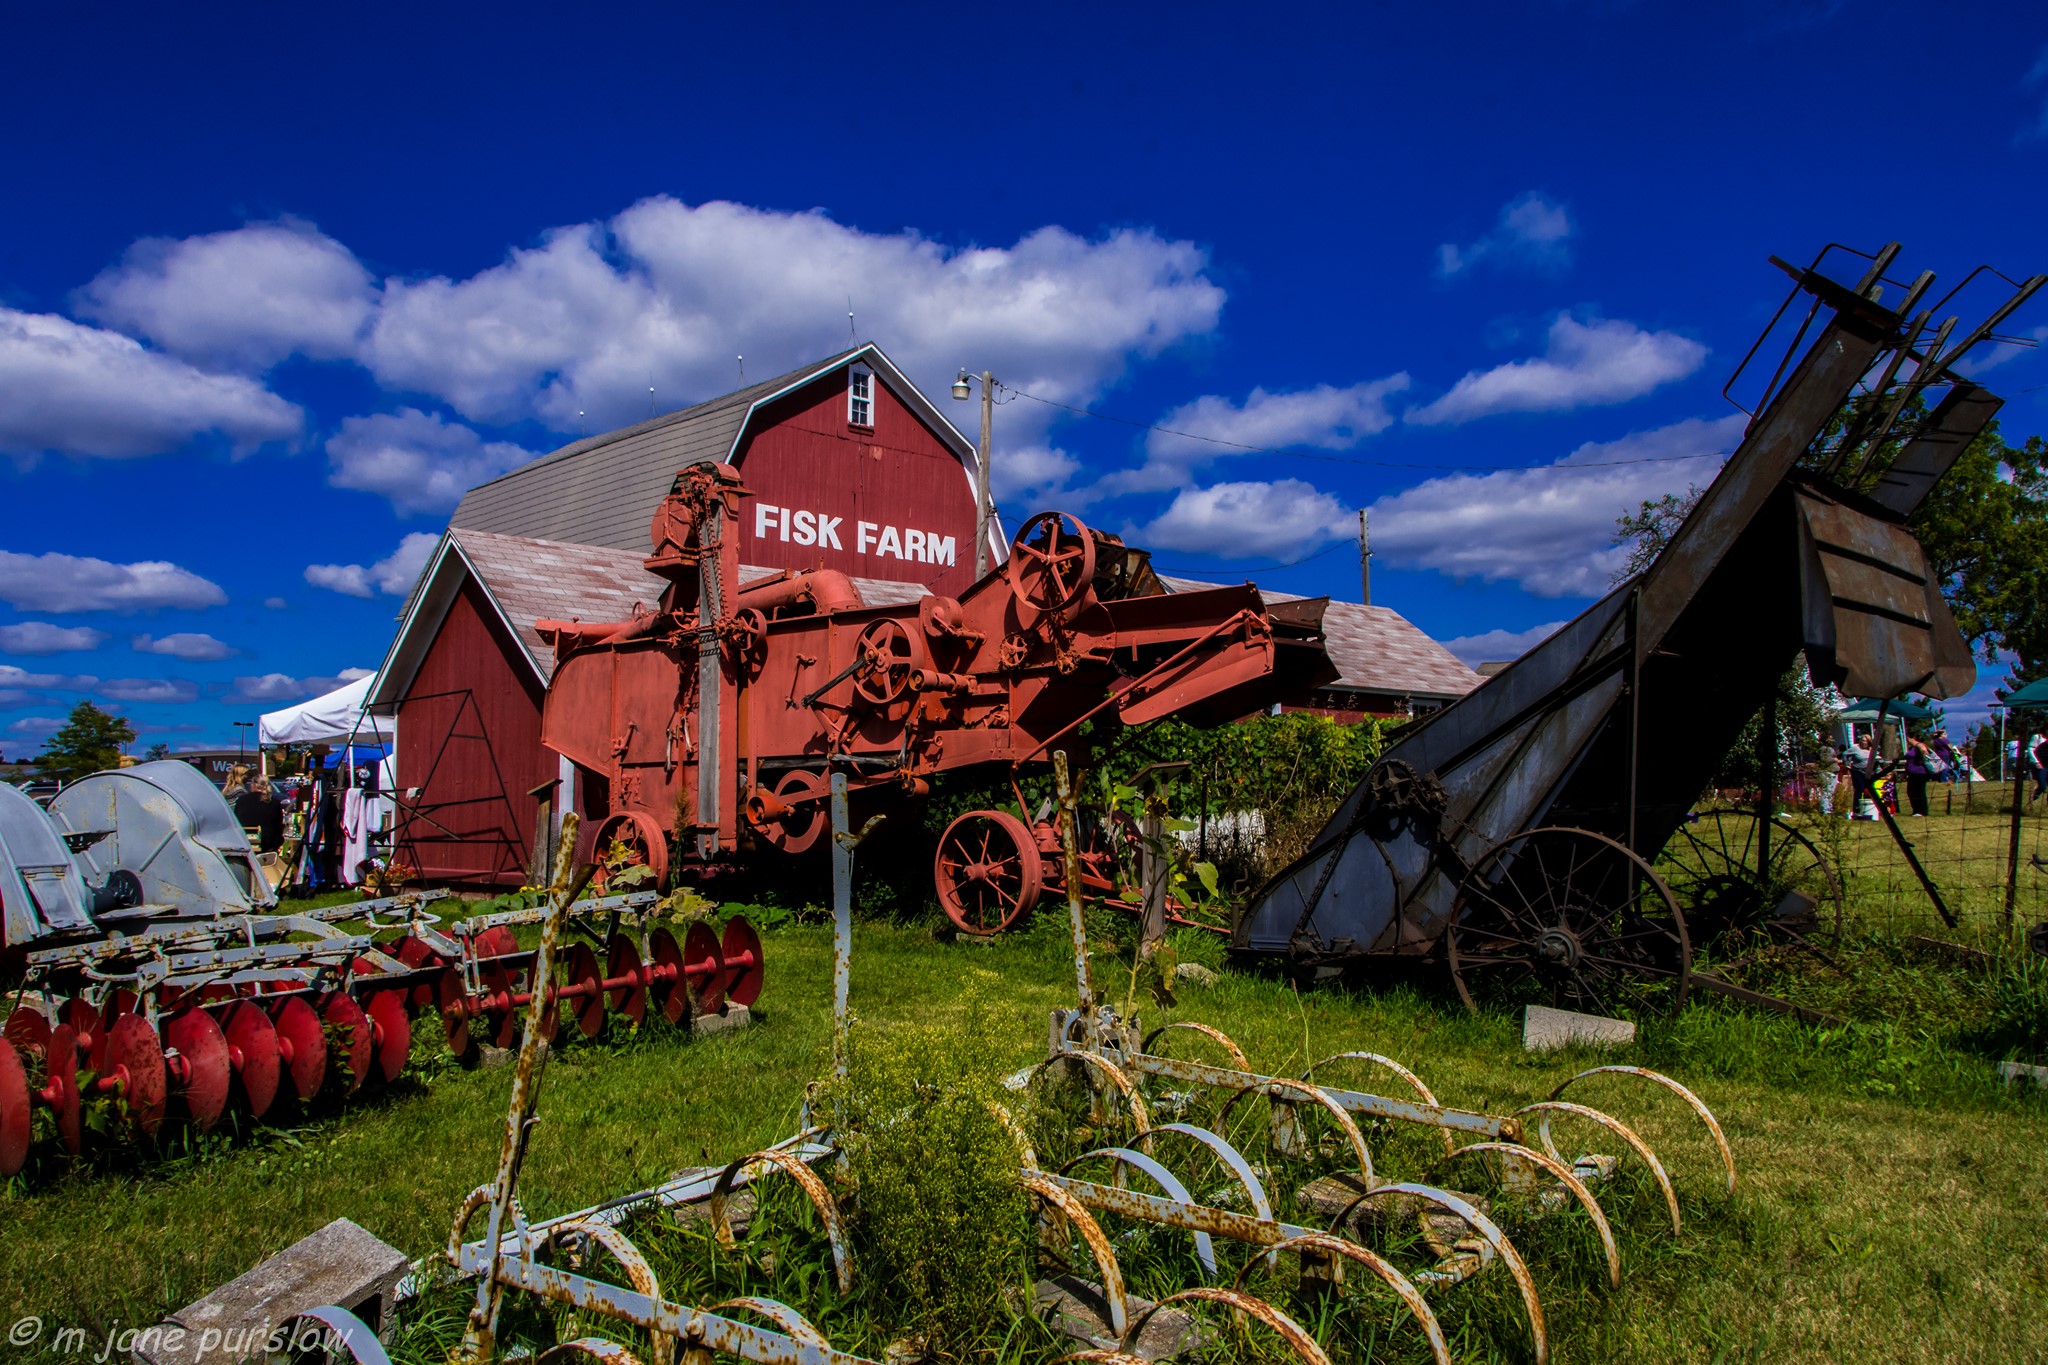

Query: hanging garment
(340, 787), (370, 885)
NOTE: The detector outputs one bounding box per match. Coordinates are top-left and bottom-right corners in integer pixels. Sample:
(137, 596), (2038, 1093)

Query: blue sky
(3, 2), (2047, 756)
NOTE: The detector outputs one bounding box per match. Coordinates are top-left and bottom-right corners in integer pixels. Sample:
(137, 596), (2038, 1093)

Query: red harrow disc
(685, 921), (727, 1016)
(5, 1006), (51, 1056)
(98, 1012), (167, 1136)
(322, 993), (373, 1095)
(721, 917), (764, 1009)
(395, 935), (451, 1009)
(271, 997), (327, 1101)
(563, 943), (607, 1039)
(217, 1000), (280, 1120)
(44, 1026), (83, 1155)
(364, 991), (411, 1084)
(0, 1037), (28, 1177)
(162, 1007), (232, 1133)
(606, 934), (648, 1029)
(58, 997), (99, 1055)
(436, 968), (475, 1063)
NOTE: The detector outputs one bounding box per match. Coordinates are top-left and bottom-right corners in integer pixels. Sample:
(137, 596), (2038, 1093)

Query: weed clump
(826, 1023), (1031, 1355)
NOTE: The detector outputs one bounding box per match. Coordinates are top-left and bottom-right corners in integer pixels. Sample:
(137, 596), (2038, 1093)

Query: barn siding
(393, 578), (551, 886)
(734, 372), (982, 596)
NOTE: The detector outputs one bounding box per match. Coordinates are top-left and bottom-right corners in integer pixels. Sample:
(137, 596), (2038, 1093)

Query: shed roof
(1159, 576), (1480, 702)
(449, 344), (978, 552)
(367, 527), (934, 707)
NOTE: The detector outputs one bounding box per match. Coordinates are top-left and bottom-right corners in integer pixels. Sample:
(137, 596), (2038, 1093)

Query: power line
(1002, 384), (1732, 472)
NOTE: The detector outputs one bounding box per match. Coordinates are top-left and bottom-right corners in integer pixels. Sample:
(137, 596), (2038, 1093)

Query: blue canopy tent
(1835, 697), (1939, 723)
(1999, 677), (2048, 710)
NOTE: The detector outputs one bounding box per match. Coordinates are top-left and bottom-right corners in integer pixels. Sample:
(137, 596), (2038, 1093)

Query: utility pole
(975, 371), (995, 578)
(1357, 509), (1372, 606)
(956, 369), (997, 577)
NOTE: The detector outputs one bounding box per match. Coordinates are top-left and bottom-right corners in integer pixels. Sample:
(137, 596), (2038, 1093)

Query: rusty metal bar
(1055, 752), (1096, 1018)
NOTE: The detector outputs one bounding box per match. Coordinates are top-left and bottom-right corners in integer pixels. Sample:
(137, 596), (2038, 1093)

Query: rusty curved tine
(1024, 1172), (1130, 1340)
(448, 1183), (530, 1265)
(1124, 1286), (1331, 1365)
(1548, 1065), (1736, 1194)
(1217, 1076), (1374, 1185)
(986, 1099), (1041, 1172)
(285, 1306), (394, 1365)
(535, 1219), (674, 1365)
(1133, 1123), (1275, 1220)
(1029, 1051), (1152, 1134)
(1515, 1100), (1681, 1237)
(1433, 1143), (1620, 1291)
(709, 1148), (854, 1294)
(1229, 1234), (1451, 1365)
(709, 1298), (831, 1349)
(1304, 1051), (1456, 1157)
(1334, 1183), (1548, 1365)
(1140, 1019), (1251, 1071)
(537, 1339), (646, 1365)
(1060, 1147), (1218, 1279)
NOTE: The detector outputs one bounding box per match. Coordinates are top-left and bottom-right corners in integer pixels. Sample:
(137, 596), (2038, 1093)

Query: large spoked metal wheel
(934, 809), (1044, 935)
(1655, 811), (1843, 957)
(1447, 827), (1691, 1019)
(1007, 511), (1096, 618)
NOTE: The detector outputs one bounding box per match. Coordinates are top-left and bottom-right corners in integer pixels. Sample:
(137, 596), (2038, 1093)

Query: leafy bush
(822, 1023), (1031, 1352)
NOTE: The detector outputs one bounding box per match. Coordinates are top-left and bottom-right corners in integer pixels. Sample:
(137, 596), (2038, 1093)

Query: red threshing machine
(539, 462), (1336, 933)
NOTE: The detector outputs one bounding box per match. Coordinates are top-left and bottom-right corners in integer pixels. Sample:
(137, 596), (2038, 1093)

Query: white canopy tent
(258, 674), (394, 746)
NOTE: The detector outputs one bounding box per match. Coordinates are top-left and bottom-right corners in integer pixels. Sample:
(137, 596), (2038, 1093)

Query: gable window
(847, 366), (874, 428)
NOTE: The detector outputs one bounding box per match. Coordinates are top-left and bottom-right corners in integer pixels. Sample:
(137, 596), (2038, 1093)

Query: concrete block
(1999, 1060), (2048, 1088)
(695, 1002), (751, 1036)
(1034, 1275), (1203, 1358)
(133, 1218), (407, 1365)
(1523, 1004), (1635, 1052)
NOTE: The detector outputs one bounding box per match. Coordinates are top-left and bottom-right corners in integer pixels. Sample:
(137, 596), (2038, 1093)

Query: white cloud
(1102, 376), (1411, 497)
(1368, 415), (1742, 597)
(1437, 192), (1575, 279)
(1406, 315), (1706, 426)
(361, 198), (1225, 431)
(1440, 621), (1567, 667)
(326, 409), (536, 515)
(76, 220), (375, 371)
(2023, 45), (2048, 142)
(305, 532), (440, 599)
(1137, 479), (1355, 560)
(0, 551), (228, 613)
(0, 664), (98, 690)
(8, 716), (64, 737)
(1958, 325), (2048, 376)
(231, 666), (372, 703)
(98, 677), (199, 703)
(0, 622), (107, 654)
(131, 632), (236, 661)
(994, 443), (1083, 504)
(0, 308), (302, 459)
(263, 596), (288, 610)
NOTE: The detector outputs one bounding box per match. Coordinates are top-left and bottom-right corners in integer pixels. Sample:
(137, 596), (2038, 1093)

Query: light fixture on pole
(233, 720), (255, 764)
(952, 369), (996, 578)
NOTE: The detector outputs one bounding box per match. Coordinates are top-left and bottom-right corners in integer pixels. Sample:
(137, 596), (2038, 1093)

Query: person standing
(1930, 733), (1961, 786)
(234, 775), (286, 853)
(1815, 742), (1840, 816)
(1903, 737), (1931, 817)
(2033, 733), (2048, 801)
(1843, 731), (1876, 820)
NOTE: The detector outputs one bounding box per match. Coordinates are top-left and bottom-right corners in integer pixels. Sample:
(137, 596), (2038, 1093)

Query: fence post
(2005, 723), (2027, 936)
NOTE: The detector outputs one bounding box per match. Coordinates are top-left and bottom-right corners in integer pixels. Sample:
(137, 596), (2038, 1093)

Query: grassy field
(4, 891), (2046, 1364)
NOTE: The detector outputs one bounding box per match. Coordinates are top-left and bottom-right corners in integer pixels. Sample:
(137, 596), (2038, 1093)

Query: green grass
(5, 906), (2047, 1363)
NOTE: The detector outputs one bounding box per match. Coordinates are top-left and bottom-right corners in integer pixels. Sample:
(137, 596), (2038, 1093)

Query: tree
(144, 742), (171, 761)
(35, 702), (135, 783)
(1610, 486), (1704, 584)
(1906, 422), (2048, 688)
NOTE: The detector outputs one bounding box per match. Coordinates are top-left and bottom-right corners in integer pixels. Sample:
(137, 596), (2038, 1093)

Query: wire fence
(1784, 773), (2048, 943)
